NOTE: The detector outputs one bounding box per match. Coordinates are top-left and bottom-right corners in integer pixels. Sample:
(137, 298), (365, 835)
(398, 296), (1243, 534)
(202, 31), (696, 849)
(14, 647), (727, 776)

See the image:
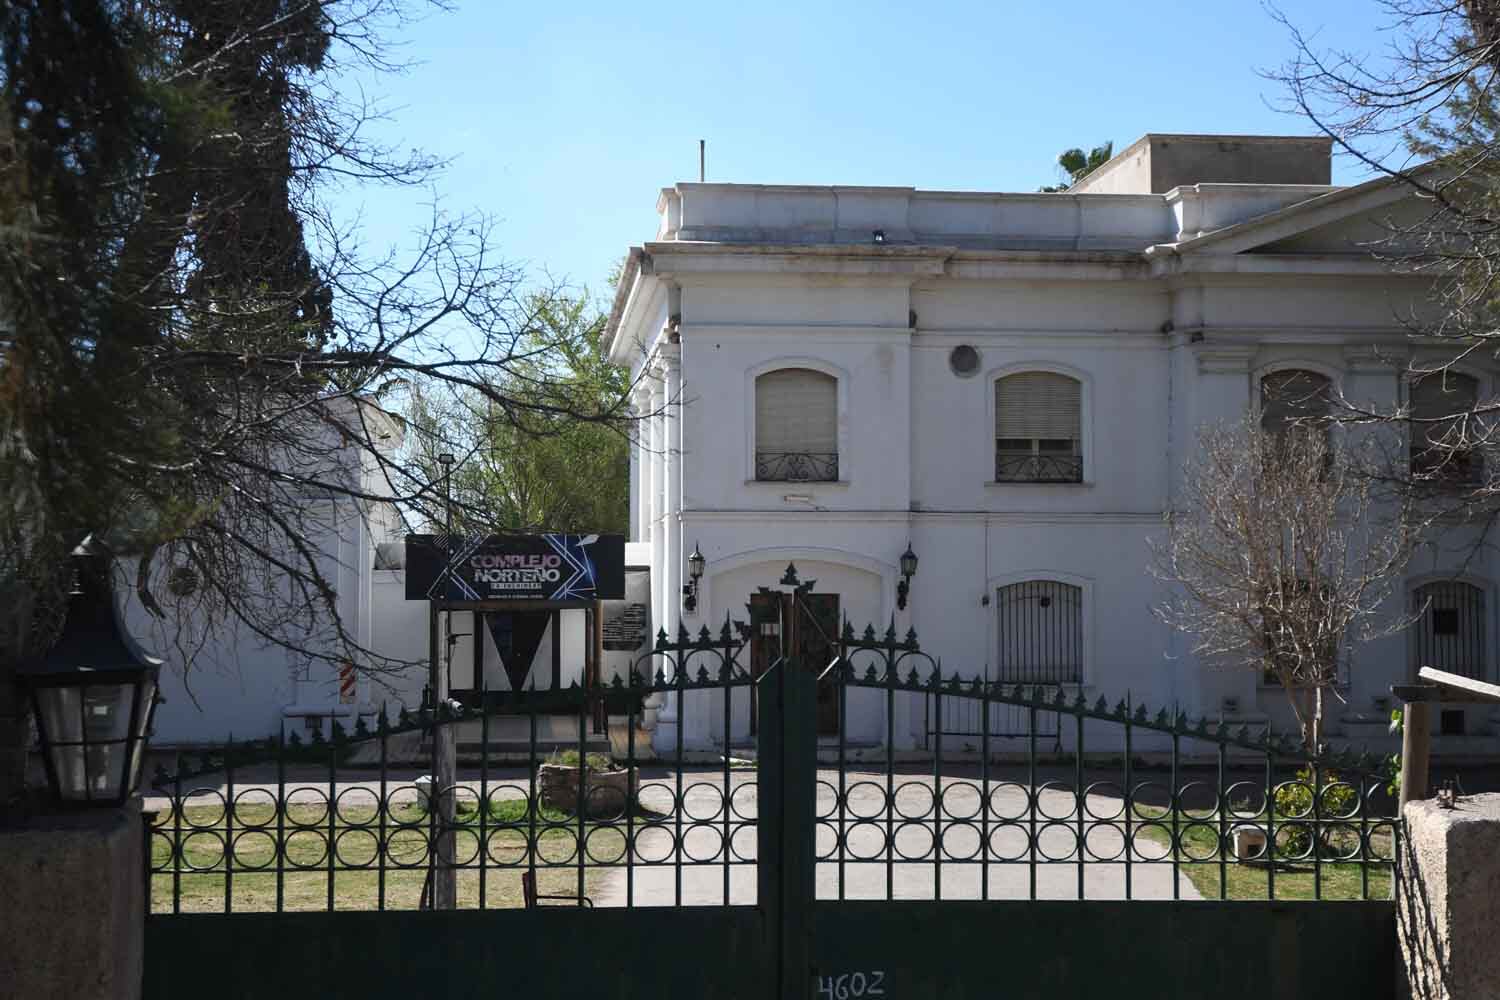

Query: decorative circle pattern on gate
(148, 585), (1397, 914)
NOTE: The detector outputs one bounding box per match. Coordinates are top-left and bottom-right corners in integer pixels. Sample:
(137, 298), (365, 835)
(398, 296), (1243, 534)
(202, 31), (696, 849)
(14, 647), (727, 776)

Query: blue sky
(328, 0), (1399, 300)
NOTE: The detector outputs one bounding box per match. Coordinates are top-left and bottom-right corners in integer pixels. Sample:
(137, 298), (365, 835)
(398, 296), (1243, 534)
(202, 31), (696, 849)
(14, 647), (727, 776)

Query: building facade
(604, 134), (1500, 756)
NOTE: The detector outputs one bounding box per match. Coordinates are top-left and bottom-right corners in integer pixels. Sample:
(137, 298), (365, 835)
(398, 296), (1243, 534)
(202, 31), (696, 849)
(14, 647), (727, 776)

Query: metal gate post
(758, 590), (817, 1000)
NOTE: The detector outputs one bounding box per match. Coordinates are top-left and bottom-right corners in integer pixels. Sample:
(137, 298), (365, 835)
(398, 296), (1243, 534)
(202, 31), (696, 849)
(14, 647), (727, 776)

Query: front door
(749, 590), (841, 735)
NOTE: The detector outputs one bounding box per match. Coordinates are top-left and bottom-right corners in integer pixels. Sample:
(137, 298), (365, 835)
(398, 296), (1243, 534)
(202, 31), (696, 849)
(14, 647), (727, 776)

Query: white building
(124, 402), (432, 746)
(130, 394), (652, 747)
(604, 133), (1500, 756)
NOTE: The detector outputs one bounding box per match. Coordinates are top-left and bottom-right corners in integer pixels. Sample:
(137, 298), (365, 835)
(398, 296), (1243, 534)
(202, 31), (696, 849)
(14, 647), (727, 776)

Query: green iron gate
(144, 569), (1397, 999)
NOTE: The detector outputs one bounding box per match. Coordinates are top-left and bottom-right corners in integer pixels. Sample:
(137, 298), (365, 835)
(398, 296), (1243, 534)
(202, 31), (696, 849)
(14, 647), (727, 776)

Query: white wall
(617, 178), (1500, 754)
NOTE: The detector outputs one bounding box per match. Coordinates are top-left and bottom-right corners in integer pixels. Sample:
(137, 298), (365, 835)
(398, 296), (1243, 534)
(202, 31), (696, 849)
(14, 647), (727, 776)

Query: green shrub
(1273, 766), (1358, 857)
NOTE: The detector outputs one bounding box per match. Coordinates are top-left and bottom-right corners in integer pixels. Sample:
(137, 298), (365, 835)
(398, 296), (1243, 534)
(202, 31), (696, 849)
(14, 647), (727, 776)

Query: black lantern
(16, 538), (162, 807)
(682, 541), (706, 614)
(896, 543), (918, 611)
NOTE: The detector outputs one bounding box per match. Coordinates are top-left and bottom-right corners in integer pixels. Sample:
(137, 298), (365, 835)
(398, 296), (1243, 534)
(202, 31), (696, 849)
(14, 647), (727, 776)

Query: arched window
(754, 368), (838, 481)
(1410, 371), (1482, 483)
(1259, 369), (1332, 435)
(995, 580), (1082, 684)
(994, 372), (1082, 483)
(1413, 580), (1487, 681)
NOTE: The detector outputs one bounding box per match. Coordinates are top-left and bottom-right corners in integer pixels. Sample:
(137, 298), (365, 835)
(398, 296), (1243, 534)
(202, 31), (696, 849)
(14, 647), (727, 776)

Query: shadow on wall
(1397, 821), (1450, 1000)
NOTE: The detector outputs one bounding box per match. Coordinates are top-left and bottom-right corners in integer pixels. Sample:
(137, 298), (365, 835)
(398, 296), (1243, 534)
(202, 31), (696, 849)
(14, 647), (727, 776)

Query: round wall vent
(949, 345), (980, 377)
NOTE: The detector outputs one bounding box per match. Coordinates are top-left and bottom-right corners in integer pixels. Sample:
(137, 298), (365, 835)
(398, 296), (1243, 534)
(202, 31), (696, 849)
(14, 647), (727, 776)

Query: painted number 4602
(816, 971), (885, 999)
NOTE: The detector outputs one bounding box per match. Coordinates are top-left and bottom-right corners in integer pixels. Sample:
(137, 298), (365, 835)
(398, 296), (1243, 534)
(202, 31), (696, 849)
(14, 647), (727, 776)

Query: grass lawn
(1130, 804), (1394, 901)
(150, 798), (629, 913)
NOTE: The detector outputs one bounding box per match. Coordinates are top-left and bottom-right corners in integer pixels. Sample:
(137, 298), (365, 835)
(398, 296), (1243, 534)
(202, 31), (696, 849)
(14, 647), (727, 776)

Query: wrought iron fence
(147, 594), (1398, 913)
(925, 692), (1062, 745)
(811, 614), (1396, 903)
(147, 622), (757, 913)
(994, 450), (1083, 483)
(755, 451), (839, 482)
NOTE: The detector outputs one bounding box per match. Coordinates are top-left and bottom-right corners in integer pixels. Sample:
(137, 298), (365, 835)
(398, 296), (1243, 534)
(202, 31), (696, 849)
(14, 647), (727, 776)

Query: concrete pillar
(646, 375), (662, 546)
(1398, 793), (1500, 999)
(662, 346), (682, 641)
(1185, 342), (1260, 720)
(627, 392), (641, 543)
(0, 805), (145, 999)
(648, 362), (678, 751)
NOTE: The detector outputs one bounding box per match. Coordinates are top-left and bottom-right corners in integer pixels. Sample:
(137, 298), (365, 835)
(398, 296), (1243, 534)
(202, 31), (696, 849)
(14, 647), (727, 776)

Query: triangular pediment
(1173, 168), (1437, 258)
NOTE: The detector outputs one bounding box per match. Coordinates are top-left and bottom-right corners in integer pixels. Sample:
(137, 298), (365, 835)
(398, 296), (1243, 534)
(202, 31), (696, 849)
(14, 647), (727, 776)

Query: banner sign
(404, 533), (626, 602)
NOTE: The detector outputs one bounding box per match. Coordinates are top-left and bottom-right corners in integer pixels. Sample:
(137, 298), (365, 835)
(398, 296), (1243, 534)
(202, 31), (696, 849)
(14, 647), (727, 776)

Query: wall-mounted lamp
(682, 541), (705, 614)
(896, 543), (918, 611)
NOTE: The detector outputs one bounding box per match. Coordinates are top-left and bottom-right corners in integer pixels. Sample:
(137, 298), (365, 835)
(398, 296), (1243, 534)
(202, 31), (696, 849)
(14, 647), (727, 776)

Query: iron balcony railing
(995, 449), (1083, 483)
(756, 451), (838, 482)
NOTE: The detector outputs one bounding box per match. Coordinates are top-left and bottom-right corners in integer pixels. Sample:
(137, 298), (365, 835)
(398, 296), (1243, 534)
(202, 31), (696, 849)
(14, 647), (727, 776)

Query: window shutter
(995, 373), (1081, 440)
(1260, 370), (1331, 432)
(756, 369), (837, 454)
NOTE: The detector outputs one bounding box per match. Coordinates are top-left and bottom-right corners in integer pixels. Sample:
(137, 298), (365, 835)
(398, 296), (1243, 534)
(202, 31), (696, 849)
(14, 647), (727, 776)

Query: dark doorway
(749, 591), (841, 735)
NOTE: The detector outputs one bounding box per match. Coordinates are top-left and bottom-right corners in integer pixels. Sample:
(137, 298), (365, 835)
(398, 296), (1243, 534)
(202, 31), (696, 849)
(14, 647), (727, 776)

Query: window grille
(755, 368), (838, 481)
(994, 372), (1082, 482)
(1413, 580), (1487, 681)
(995, 580), (1082, 684)
(1409, 372), (1482, 483)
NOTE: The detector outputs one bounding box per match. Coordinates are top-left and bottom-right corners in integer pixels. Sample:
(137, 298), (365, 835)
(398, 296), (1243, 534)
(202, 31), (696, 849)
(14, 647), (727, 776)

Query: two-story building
(603, 133), (1499, 757)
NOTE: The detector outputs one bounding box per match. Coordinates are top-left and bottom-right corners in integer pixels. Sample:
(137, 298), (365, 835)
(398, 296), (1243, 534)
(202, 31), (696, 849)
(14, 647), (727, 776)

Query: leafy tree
(1039, 141), (1114, 192)
(411, 294), (630, 535)
(0, 1), (641, 816)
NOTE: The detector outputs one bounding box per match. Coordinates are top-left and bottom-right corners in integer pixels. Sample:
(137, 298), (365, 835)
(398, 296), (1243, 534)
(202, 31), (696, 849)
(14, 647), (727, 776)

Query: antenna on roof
(699, 139), (705, 182)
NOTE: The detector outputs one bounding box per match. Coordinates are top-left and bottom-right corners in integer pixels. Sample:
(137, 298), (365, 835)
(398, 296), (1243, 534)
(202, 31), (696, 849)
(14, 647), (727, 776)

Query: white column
(648, 369), (666, 594)
(630, 384), (650, 542)
(662, 345), (683, 632)
(1342, 346), (1409, 726)
(648, 361), (679, 748)
(627, 397), (639, 543)
(646, 377), (662, 545)
(1187, 343), (1260, 719)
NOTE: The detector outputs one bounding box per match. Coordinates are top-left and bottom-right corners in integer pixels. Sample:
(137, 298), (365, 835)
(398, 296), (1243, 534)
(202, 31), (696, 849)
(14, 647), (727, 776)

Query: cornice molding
(1343, 344), (1407, 373)
(1193, 344), (1257, 374)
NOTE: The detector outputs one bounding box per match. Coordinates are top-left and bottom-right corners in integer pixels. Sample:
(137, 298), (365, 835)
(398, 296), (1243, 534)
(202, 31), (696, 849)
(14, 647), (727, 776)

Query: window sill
(744, 479), (852, 489)
(985, 481), (1094, 490)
